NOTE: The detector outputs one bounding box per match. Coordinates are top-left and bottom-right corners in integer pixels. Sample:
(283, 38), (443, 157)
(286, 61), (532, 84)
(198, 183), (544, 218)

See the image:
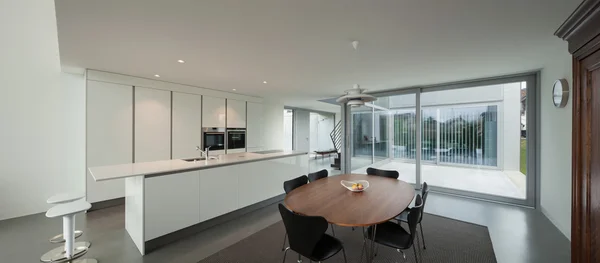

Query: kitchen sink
(253, 150), (284, 154)
(182, 157), (206, 162)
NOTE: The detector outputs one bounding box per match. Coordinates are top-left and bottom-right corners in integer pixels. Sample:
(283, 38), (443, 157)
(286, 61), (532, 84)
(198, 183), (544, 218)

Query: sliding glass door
(343, 74), (537, 206)
(349, 94), (417, 185)
(350, 106), (374, 172)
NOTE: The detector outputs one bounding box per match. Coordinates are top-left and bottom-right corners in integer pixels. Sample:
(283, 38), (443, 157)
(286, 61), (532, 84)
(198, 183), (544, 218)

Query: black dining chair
(366, 167), (399, 179)
(364, 194), (424, 263)
(395, 182), (429, 249)
(279, 204), (347, 263)
(307, 169), (328, 183)
(306, 169), (337, 237)
(281, 175), (309, 251)
(284, 175), (309, 194)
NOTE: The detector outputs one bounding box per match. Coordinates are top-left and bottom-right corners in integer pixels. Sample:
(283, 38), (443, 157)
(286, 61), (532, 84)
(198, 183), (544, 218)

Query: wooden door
(573, 48), (600, 263)
(555, 1), (600, 261)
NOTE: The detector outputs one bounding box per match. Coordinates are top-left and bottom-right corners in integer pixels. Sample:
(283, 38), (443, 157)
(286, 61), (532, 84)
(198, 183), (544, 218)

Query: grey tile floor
(0, 193), (569, 263)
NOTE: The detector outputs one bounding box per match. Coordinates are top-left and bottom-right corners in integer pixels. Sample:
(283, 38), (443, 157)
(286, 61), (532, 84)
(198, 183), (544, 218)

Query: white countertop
(88, 151), (308, 182)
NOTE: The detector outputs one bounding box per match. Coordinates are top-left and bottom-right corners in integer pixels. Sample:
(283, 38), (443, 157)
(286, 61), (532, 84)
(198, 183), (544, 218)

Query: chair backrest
(283, 175), (308, 194)
(307, 169), (328, 183)
(419, 182), (429, 223)
(407, 194), (424, 243)
(366, 167), (399, 179)
(278, 203), (328, 257)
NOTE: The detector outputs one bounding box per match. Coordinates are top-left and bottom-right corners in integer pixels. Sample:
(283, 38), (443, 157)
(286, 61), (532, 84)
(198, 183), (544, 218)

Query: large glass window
(345, 77), (535, 205)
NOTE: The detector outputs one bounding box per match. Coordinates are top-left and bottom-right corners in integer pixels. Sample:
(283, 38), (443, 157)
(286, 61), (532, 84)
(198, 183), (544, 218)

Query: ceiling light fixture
(177, 60), (185, 63)
(232, 89), (237, 91)
(335, 41), (377, 107)
(263, 81), (267, 84)
(154, 74), (160, 78)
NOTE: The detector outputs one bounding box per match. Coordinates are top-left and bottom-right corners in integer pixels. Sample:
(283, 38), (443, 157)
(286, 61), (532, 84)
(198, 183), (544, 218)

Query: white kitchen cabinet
(135, 87), (171, 162)
(202, 96), (226, 127)
(237, 162), (263, 208)
(226, 148), (246, 154)
(226, 99), (246, 128)
(144, 171), (200, 240)
(246, 102), (264, 148)
(172, 92), (202, 159)
(86, 81), (132, 203)
(199, 166), (239, 221)
(246, 147), (264, 153)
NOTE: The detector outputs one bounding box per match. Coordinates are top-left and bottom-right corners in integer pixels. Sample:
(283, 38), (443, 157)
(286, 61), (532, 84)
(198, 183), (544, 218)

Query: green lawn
(520, 138), (527, 175)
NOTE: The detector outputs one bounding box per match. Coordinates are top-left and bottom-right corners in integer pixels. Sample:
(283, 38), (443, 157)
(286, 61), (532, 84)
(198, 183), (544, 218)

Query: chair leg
(415, 231), (423, 263)
(419, 223), (426, 250)
(331, 224), (336, 236)
(359, 240), (366, 263)
(298, 253), (302, 263)
(282, 247), (290, 263)
(413, 244), (420, 263)
(281, 232), (288, 251)
(342, 247), (348, 263)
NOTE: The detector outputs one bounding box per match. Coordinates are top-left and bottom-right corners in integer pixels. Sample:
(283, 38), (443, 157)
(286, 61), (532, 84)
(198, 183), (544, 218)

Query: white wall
(263, 102), (285, 150)
(294, 110), (311, 152)
(502, 83), (522, 171)
(283, 110), (293, 151)
(540, 43), (572, 240)
(310, 113), (335, 152)
(62, 72), (87, 194)
(0, 1), (70, 220)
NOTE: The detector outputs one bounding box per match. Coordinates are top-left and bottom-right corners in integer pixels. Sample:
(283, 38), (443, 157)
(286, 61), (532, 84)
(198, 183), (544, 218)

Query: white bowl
(341, 180), (369, 192)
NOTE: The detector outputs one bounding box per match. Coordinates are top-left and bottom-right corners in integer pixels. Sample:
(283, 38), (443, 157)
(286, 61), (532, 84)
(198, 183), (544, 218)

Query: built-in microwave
(227, 128), (246, 150)
(202, 127), (225, 150)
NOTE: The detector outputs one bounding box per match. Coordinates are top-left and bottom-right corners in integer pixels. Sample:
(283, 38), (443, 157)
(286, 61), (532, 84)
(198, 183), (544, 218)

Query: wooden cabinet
(86, 81), (132, 203)
(226, 99), (246, 128)
(202, 96), (226, 127)
(172, 92), (202, 159)
(555, 1), (600, 262)
(246, 102), (264, 148)
(134, 87), (171, 162)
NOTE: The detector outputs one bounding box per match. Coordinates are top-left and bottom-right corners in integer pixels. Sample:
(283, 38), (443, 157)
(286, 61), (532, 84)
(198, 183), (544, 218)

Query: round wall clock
(552, 78), (569, 108)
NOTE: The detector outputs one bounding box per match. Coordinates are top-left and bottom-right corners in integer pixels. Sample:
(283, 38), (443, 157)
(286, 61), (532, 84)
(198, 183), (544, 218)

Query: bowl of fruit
(340, 180), (369, 192)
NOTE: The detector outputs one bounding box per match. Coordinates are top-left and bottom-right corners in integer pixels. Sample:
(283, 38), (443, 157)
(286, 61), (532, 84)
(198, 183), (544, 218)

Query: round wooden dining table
(284, 174), (415, 263)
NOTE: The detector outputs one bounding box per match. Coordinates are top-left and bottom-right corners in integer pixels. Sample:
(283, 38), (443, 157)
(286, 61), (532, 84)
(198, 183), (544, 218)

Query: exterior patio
(352, 159), (526, 199)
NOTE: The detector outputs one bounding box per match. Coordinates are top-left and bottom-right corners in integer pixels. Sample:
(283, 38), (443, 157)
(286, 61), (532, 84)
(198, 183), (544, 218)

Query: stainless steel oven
(202, 127), (225, 150)
(227, 128), (246, 150)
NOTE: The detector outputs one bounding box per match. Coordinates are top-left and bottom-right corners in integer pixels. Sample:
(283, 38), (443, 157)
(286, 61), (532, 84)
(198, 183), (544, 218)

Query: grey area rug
(199, 213), (497, 263)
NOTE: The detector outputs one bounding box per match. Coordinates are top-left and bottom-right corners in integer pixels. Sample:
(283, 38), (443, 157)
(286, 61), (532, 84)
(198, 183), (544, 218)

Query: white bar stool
(46, 192), (87, 244)
(40, 199), (97, 263)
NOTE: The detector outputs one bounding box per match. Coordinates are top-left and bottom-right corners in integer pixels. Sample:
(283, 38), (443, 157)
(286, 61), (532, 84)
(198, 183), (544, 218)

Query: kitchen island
(88, 150), (308, 255)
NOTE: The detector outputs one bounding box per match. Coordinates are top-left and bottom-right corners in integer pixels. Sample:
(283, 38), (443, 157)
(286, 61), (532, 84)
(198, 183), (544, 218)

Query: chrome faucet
(196, 146), (218, 160)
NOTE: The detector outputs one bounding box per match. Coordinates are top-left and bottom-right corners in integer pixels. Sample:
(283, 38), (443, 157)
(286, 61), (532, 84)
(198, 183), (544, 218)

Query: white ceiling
(55, 0), (579, 113)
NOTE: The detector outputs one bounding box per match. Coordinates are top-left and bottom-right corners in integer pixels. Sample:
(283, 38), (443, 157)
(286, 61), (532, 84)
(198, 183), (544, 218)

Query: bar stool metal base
(39, 241), (90, 262)
(50, 246), (88, 263)
(68, 259), (98, 263)
(49, 230), (83, 243)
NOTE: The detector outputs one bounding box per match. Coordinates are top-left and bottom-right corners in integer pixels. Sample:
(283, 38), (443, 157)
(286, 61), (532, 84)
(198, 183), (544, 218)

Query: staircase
(330, 121), (342, 169)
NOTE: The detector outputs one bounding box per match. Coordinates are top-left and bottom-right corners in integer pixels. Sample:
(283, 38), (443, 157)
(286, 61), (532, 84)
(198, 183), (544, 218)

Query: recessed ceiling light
(154, 74), (160, 78)
(177, 60), (185, 63)
(263, 81), (268, 84)
(232, 89), (237, 91)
